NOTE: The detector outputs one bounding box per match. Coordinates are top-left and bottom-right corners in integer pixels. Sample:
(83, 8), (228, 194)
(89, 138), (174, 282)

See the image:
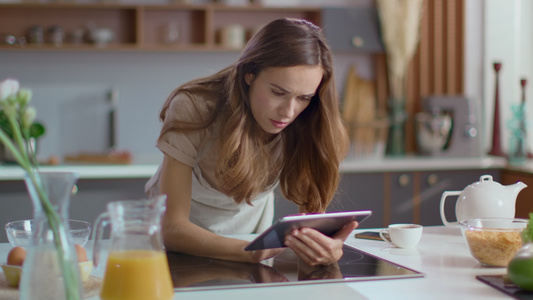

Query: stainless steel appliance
(416, 96), (480, 156)
(168, 244), (424, 291)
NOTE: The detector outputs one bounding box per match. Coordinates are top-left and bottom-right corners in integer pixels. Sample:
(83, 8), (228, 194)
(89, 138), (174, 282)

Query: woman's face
(245, 65), (324, 135)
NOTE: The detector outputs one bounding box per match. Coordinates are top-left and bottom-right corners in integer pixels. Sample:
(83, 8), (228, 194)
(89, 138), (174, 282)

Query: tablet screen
(245, 210), (372, 251)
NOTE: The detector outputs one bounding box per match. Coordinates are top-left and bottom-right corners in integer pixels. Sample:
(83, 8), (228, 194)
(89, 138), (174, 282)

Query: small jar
(28, 26), (44, 45)
(70, 27), (85, 45)
(48, 26), (64, 47)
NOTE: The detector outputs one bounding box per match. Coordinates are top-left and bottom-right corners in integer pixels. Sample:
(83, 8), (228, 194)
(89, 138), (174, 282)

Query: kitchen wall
(0, 50), (372, 164)
(481, 0), (533, 155)
(2, 0), (530, 164)
(0, 0), (378, 164)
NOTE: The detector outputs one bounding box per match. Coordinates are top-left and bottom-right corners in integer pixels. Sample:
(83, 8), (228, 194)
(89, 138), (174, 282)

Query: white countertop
(0, 164), (159, 181)
(0, 156), (510, 180)
(340, 155), (507, 173)
(0, 226), (514, 299)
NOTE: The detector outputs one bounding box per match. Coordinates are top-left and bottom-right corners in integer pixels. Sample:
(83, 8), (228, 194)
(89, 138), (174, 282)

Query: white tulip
(18, 88), (32, 106)
(0, 79), (20, 101)
(23, 106), (37, 129)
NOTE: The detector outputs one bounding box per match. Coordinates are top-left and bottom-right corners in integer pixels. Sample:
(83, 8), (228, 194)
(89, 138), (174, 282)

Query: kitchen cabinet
(274, 173), (385, 229)
(0, 3), (320, 52)
(0, 177), (147, 243)
(386, 172), (415, 225)
(0, 159), (507, 243)
(321, 6), (383, 53)
(329, 173), (384, 228)
(274, 169), (502, 229)
(416, 169), (501, 226)
(0, 3), (387, 54)
(274, 168), (503, 229)
(386, 169), (500, 226)
(502, 169), (533, 219)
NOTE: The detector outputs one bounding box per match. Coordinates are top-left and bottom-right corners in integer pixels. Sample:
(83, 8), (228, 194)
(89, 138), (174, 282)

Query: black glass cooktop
(167, 244), (424, 291)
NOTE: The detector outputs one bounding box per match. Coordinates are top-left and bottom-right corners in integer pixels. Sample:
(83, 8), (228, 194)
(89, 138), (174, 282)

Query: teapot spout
(506, 181), (528, 199)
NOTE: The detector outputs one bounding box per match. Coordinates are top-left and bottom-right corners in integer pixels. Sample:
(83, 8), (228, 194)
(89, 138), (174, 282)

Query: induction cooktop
(167, 244), (424, 291)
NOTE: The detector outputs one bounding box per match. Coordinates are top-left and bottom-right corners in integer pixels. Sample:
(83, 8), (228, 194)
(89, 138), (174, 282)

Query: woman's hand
(248, 247), (286, 264)
(283, 221), (358, 266)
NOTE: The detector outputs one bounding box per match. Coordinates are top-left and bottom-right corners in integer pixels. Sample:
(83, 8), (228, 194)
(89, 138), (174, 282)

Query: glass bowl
(460, 218), (527, 267)
(5, 219), (91, 248)
(1, 261), (93, 287)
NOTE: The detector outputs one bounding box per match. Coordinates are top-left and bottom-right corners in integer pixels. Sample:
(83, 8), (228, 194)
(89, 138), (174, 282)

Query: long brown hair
(159, 18), (349, 213)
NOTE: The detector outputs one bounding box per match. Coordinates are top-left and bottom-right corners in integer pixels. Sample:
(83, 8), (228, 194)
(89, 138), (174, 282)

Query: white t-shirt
(145, 93), (282, 234)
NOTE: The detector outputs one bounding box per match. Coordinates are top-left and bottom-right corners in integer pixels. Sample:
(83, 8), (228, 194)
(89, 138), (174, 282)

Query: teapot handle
(92, 211), (110, 268)
(440, 191), (461, 226)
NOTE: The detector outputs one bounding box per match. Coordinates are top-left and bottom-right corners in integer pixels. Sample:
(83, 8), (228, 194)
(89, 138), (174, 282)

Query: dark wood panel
(502, 170), (533, 219)
(384, 0), (466, 153)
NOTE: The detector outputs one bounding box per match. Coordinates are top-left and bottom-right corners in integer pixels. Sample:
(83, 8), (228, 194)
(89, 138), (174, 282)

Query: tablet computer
(244, 210), (372, 251)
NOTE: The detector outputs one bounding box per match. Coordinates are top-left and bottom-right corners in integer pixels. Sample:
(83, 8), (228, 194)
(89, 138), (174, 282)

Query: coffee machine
(416, 96), (481, 156)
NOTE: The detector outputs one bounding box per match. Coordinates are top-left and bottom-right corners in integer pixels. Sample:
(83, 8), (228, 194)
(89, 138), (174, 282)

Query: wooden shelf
(0, 3), (321, 52)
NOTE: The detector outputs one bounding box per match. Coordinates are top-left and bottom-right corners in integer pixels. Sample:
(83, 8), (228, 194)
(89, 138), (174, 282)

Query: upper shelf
(0, 3), (383, 53)
(0, 3), (321, 52)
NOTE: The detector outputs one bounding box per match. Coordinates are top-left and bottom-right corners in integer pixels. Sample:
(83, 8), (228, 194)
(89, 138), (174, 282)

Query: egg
(75, 244), (88, 262)
(7, 246), (26, 266)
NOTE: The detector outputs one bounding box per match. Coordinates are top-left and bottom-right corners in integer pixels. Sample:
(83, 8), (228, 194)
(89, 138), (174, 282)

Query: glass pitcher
(92, 195), (173, 300)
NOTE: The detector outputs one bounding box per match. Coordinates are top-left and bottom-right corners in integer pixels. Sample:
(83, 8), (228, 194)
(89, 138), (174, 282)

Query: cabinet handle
(398, 174), (410, 186)
(71, 185), (78, 195)
(427, 174), (439, 186)
(351, 36), (364, 48)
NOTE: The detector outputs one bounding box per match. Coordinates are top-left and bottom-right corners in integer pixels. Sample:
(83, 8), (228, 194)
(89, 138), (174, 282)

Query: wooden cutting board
(64, 151), (133, 165)
(342, 65), (361, 123)
(342, 64), (378, 155)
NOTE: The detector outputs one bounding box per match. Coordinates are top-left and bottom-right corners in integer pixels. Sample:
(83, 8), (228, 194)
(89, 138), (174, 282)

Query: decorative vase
(19, 171), (83, 300)
(507, 103), (528, 165)
(386, 98), (407, 156)
(488, 62), (505, 156)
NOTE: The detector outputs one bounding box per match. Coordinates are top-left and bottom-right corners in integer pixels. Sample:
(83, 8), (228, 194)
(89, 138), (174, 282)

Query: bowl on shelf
(459, 218), (527, 267)
(5, 219), (91, 248)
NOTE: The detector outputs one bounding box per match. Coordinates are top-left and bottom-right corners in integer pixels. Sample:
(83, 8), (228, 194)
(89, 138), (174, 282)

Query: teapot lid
(479, 175), (494, 182)
(469, 175), (501, 189)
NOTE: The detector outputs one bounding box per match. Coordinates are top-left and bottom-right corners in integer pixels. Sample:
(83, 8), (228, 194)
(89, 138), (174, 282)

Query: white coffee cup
(379, 224), (423, 249)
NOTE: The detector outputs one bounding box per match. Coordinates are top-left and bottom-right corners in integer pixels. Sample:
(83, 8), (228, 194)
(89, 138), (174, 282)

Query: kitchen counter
(506, 159), (533, 174)
(0, 164), (159, 181)
(0, 226), (515, 299)
(340, 155), (507, 173)
(0, 155), (509, 180)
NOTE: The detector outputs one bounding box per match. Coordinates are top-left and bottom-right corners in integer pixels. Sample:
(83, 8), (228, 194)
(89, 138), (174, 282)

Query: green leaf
(0, 111), (13, 138)
(29, 122), (45, 138)
(522, 213), (533, 244)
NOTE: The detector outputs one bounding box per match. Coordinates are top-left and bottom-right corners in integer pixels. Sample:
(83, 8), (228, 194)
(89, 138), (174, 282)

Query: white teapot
(440, 175), (527, 226)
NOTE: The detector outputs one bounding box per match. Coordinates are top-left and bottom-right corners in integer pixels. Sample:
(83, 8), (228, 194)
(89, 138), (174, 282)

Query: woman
(146, 18), (355, 266)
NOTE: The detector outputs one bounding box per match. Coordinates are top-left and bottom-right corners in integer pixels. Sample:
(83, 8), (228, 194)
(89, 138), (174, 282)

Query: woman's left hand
(283, 221), (358, 266)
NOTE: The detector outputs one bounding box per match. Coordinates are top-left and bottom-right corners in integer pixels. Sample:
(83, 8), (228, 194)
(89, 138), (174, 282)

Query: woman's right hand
(248, 247), (286, 263)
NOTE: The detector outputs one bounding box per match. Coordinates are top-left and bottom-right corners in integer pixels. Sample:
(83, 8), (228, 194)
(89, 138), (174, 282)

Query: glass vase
(19, 171), (83, 300)
(507, 103), (528, 165)
(386, 98), (407, 156)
